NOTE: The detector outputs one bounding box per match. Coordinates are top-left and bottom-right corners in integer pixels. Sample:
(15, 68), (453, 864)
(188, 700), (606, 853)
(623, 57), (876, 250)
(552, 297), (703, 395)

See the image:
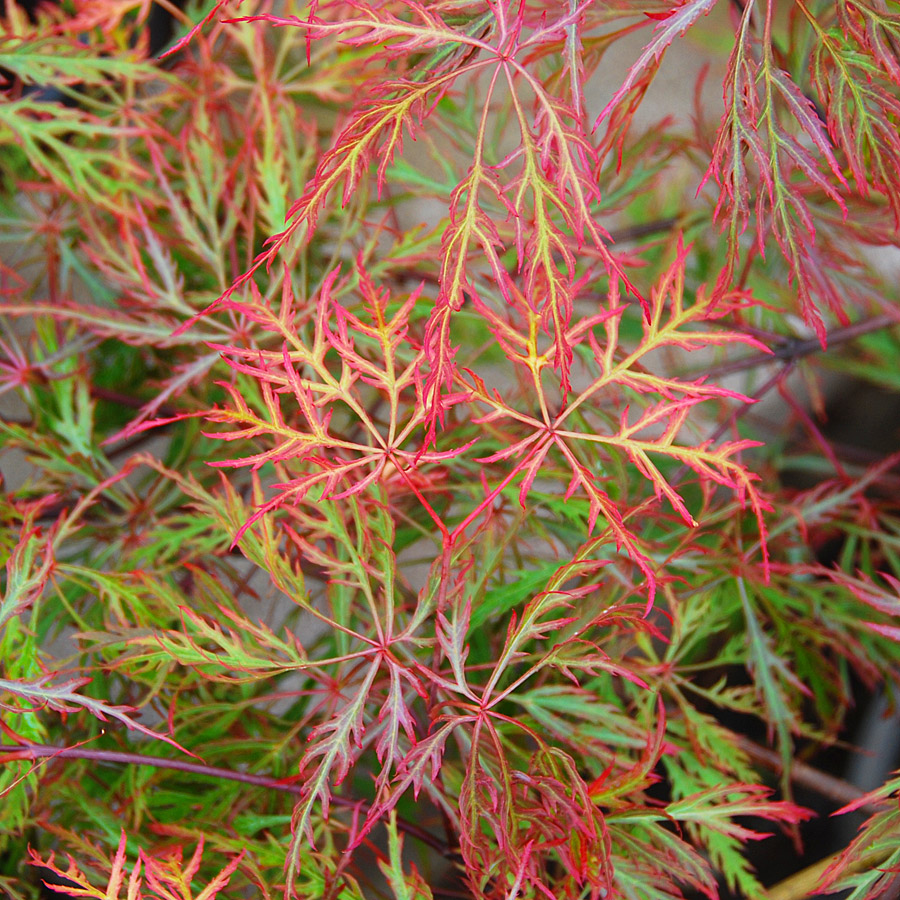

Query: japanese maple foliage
(2, 1), (900, 899)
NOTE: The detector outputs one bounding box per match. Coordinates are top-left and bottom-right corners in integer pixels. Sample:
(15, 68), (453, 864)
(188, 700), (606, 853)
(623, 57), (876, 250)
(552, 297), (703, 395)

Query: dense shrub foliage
(1, 1), (900, 898)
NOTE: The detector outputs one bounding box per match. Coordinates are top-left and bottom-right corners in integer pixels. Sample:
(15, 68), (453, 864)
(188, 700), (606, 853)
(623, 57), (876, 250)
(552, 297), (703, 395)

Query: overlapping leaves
(198, 263), (468, 540)
(3, 2), (900, 900)
(30, 832), (243, 900)
(227, 0), (631, 427)
(464, 242), (771, 603)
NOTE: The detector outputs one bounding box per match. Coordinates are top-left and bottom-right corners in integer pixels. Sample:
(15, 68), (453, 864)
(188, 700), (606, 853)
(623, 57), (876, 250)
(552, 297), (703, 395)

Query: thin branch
(608, 216), (680, 244)
(91, 386), (180, 419)
(699, 313), (898, 380)
(4, 742), (451, 856)
(670, 361), (794, 486)
(735, 735), (888, 816)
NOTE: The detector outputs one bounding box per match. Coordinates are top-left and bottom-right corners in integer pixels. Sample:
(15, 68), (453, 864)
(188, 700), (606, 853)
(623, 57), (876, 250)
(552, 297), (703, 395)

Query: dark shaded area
(0, 1), (184, 57)
(725, 377), (900, 896)
(0, 1), (186, 111)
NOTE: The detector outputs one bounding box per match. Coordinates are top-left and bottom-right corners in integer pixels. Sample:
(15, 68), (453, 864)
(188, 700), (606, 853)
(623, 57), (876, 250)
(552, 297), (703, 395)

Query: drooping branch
(4, 742), (451, 856)
(700, 313), (898, 380)
(735, 735), (887, 816)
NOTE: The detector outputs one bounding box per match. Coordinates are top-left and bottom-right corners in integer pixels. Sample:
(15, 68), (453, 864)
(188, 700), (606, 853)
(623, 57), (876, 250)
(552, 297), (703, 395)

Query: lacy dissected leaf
(660, 716), (767, 895)
(199, 264), (467, 539)
(141, 839), (244, 900)
(818, 569), (900, 645)
(236, 3), (486, 60)
(459, 724), (612, 900)
(0, 33), (156, 88)
(0, 34), (309, 441)
(238, 494), (425, 897)
(314, 71), (445, 188)
(65, 0), (182, 38)
(497, 58), (630, 383)
(285, 656), (379, 884)
(606, 820), (718, 900)
(360, 565), (651, 894)
(423, 161), (506, 431)
(702, 0), (854, 339)
(593, 0), (721, 131)
(127, 604), (311, 683)
(596, 746), (806, 898)
(804, 0), (900, 224)
(30, 831), (244, 900)
(30, 831), (138, 900)
(667, 784), (811, 894)
(228, 0), (496, 282)
(421, 6), (635, 426)
(0, 498), (58, 636)
(465, 242), (771, 603)
(0, 674), (191, 755)
(0, 99), (150, 211)
(478, 588), (578, 705)
(218, 2), (633, 429)
(358, 719), (459, 842)
(452, 701), (671, 898)
(819, 774), (900, 899)
(232, 69), (462, 284)
(377, 810), (434, 900)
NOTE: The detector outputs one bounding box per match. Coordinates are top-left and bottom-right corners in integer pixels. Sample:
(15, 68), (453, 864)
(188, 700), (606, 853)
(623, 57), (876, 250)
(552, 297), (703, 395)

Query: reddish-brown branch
(701, 314), (898, 380)
(6, 742), (451, 856)
(609, 217), (681, 244)
(734, 736), (888, 816)
(670, 361), (795, 487)
(90, 386), (180, 419)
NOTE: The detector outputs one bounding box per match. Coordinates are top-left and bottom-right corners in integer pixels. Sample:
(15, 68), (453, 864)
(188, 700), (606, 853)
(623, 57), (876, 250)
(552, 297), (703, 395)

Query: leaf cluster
(1, 2), (900, 900)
